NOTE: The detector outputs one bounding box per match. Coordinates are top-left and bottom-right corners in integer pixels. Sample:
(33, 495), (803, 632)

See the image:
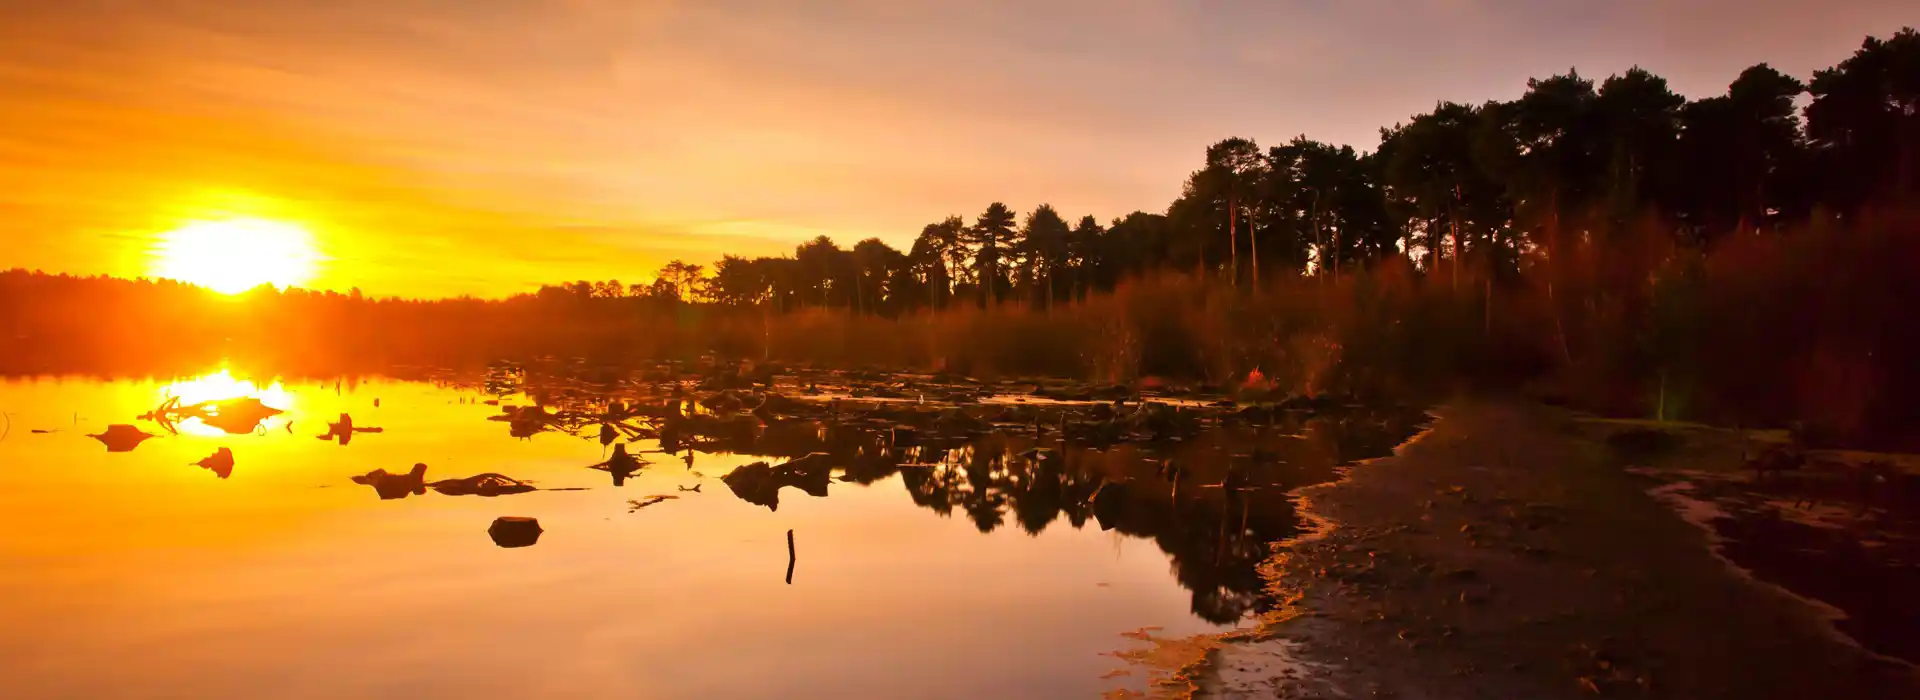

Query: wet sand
(1202, 400), (1920, 699)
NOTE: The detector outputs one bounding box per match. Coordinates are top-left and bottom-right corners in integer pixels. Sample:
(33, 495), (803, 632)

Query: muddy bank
(1203, 400), (1919, 699)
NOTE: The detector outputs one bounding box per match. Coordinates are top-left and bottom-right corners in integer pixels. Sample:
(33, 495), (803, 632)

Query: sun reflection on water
(159, 369), (296, 436)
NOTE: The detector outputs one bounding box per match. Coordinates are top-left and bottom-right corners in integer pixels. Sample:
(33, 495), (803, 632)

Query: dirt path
(1201, 399), (1919, 699)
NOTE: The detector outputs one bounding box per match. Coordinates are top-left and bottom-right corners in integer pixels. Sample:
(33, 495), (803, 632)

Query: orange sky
(0, 0), (1910, 298)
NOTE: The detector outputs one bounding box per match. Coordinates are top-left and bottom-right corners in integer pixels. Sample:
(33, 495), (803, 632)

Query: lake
(0, 366), (1423, 699)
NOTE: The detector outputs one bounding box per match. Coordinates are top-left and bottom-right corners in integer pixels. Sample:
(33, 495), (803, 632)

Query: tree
(910, 216), (966, 309)
(1268, 137), (1387, 278)
(1382, 103), (1507, 277)
(710, 255), (772, 306)
(1017, 205), (1072, 309)
(1676, 64), (1807, 237)
(1170, 138), (1265, 284)
(592, 279), (626, 299)
(793, 236), (852, 308)
(850, 238), (907, 315)
(964, 203), (1020, 306)
(1098, 212), (1168, 289)
(1066, 215), (1105, 301)
(1592, 67), (1685, 221)
(1477, 71), (1602, 233)
(1805, 27), (1920, 215)
(654, 261), (707, 302)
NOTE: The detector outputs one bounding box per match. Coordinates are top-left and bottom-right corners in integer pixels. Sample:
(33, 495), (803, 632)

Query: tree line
(638, 28), (1914, 314)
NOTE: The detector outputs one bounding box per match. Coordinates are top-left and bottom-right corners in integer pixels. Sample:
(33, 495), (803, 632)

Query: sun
(151, 218), (321, 294)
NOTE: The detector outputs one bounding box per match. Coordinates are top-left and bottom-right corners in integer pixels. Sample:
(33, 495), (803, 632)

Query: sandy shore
(1199, 400), (1919, 699)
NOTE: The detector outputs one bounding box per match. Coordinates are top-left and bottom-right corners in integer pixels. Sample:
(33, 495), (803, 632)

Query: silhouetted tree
(964, 203), (1020, 306)
(1676, 64), (1808, 238)
(851, 238), (907, 315)
(1806, 27), (1920, 215)
(909, 219), (962, 310)
(1066, 215), (1105, 300)
(1017, 204), (1072, 309)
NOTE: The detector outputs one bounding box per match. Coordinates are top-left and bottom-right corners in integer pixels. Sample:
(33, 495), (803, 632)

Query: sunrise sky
(1, 0), (1910, 298)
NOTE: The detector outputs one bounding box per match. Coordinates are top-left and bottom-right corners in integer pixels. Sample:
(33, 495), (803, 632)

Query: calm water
(0, 368), (1421, 699)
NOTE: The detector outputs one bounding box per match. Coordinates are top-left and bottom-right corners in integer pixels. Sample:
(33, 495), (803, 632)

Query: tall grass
(761, 266), (1514, 398)
(753, 209), (1920, 448)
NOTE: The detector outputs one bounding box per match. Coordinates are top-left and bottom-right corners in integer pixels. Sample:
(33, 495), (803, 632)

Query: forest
(3, 28), (1916, 446)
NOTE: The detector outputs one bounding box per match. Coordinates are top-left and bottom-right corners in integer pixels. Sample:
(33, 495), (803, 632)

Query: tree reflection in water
(470, 364), (1425, 626)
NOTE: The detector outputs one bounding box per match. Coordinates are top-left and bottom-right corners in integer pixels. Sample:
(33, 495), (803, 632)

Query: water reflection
(351, 464), (428, 500)
(315, 413), (383, 444)
(87, 424), (156, 452)
(151, 370), (294, 436)
(588, 444), (648, 486)
(461, 363), (1426, 626)
(349, 464), (541, 500)
(696, 410), (1419, 624)
(2, 366), (1429, 699)
(119, 362), (1423, 627)
(486, 516), (542, 548)
(192, 447), (235, 479)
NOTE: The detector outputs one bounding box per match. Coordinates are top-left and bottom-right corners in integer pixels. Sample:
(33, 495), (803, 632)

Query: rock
(488, 516), (543, 548)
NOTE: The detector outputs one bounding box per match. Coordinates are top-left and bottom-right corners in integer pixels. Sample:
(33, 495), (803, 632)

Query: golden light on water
(151, 218), (321, 294)
(160, 369), (296, 436)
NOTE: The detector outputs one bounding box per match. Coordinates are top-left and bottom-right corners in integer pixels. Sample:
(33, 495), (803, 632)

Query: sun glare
(157, 369), (297, 436)
(152, 218), (320, 294)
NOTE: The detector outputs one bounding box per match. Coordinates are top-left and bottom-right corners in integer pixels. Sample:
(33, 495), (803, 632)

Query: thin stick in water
(785, 529), (796, 585)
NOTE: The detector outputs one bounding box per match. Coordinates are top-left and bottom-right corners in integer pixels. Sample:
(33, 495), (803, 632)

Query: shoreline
(1197, 399), (1920, 699)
